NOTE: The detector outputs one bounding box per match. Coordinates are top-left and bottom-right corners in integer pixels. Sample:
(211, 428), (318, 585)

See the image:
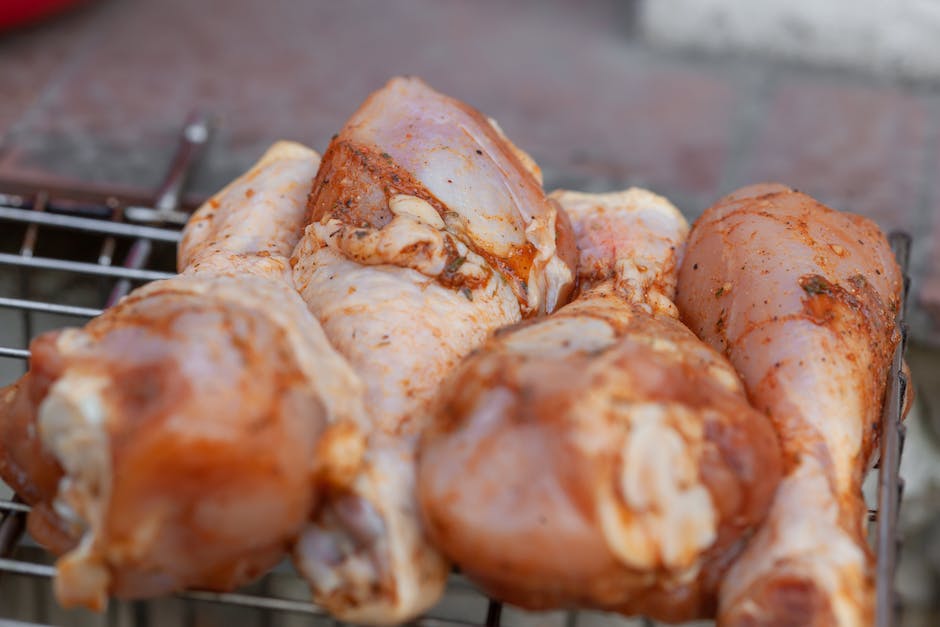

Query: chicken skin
(675, 184), (904, 626)
(417, 188), (782, 622)
(290, 77), (577, 624)
(0, 142), (366, 610)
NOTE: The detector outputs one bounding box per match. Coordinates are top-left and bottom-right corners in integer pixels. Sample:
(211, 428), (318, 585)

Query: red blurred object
(0, 0), (87, 32)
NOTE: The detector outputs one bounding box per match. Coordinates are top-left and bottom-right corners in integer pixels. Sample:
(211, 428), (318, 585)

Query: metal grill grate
(0, 116), (506, 627)
(0, 116), (912, 627)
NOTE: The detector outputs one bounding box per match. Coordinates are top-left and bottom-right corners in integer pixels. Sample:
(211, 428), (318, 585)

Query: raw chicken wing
(290, 77), (577, 624)
(0, 143), (366, 610)
(676, 184), (904, 626)
(418, 189), (782, 621)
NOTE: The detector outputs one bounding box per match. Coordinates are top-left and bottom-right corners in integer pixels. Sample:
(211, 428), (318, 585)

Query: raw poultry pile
(0, 77), (906, 626)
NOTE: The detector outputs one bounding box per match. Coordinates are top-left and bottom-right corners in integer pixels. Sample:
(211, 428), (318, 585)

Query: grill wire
(0, 117), (911, 627)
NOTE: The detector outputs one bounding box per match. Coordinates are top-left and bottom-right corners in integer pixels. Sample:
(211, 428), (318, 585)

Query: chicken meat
(675, 183), (904, 626)
(289, 77), (578, 623)
(0, 142), (366, 610)
(417, 188), (782, 621)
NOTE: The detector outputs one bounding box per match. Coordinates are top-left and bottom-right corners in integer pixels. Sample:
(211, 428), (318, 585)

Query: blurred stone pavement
(1, 0), (938, 343)
(1, 1), (940, 625)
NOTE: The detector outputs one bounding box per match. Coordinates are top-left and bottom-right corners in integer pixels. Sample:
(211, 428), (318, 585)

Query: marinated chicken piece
(0, 143), (366, 610)
(417, 189), (782, 621)
(290, 77), (577, 624)
(675, 184), (904, 627)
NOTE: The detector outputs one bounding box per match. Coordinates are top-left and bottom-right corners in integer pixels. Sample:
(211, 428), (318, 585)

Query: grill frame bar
(0, 207), (182, 243)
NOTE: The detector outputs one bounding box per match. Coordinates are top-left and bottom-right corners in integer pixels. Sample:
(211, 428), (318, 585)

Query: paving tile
(530, 64), (735, 204)
(920, 270), (940, 337)
(745, 76), (929, 233)
(0, 0), (717, 201)
(916, 149), (940, 337)
(0, 573), (44, 622)
(570, 611), (646, 627)
(0, 2), (103, 141)
(501, 606), (570, 627)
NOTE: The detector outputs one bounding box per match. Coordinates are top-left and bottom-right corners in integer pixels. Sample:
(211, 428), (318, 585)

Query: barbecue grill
(0, 116), (913, 627)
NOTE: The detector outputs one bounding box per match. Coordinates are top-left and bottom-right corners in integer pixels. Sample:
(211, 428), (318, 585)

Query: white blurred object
(639, 0), (940, 80)
(894, 396), (940, 607)
(861, 384), (940, 609)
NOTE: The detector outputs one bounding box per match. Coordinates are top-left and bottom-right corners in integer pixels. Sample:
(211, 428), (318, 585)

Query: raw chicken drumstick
(0, 142), (366, 610)
(418, 188), (782, 621)
(676, 184), (904, 626)
(290, 77), (577, 624)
